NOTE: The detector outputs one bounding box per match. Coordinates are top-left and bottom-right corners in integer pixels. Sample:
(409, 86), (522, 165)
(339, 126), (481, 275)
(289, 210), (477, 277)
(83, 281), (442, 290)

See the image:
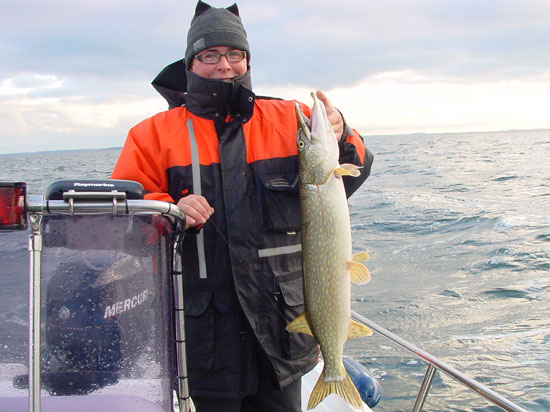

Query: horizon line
(1, 127), (549, 156)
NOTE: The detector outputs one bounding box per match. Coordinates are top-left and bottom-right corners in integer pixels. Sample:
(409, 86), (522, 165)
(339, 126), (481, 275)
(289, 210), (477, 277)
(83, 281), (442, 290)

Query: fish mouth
(294, 102), (312, 142)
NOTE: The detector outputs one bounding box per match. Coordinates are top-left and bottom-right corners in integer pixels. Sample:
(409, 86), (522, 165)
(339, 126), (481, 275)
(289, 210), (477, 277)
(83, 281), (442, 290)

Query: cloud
(1, 0), (550, 153)
(0, 74), (64, 97)
(0, 72), (166, 153)
(256, 71), (550, 135)
(246, 0), (550, 87)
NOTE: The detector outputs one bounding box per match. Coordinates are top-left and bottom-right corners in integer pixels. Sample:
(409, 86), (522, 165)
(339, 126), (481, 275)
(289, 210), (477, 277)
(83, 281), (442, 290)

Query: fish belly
(300, 174), (351, 379)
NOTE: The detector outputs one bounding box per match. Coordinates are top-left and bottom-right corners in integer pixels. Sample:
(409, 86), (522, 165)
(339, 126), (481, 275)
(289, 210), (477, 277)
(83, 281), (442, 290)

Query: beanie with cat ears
(185, 1), (250, 64)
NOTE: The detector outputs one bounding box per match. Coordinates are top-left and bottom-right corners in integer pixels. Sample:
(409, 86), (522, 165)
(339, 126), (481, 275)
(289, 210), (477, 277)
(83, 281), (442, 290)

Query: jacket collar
(151, 59), (255, 123)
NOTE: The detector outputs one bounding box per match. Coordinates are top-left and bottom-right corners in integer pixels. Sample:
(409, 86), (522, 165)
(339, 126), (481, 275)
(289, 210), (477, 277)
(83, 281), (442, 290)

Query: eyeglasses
(195, 50), (247, 64)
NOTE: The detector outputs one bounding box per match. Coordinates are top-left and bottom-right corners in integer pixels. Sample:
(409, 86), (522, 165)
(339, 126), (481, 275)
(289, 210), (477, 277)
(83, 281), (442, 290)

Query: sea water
(1, 130), (549, 411)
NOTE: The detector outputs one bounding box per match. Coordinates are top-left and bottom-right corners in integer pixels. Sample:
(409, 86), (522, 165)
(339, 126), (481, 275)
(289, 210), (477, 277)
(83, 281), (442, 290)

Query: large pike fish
(287, 93), (372, 410)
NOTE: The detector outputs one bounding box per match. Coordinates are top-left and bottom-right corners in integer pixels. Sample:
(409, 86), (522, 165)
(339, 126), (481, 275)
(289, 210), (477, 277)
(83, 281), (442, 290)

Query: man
(112, 1), (373, 411)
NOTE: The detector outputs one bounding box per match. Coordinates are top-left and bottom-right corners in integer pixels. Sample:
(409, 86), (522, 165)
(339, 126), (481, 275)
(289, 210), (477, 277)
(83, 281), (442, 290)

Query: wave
(480, 288), (540, 301)
(492, 175), (521, 182)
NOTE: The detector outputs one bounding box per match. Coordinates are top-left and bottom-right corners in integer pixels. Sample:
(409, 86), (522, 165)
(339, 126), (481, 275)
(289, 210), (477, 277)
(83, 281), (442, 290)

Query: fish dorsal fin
(348, 319), (373, 338)
(334, 163), (362, 178)
(286, 312), (313, 336)
(348, 252), (371, 285)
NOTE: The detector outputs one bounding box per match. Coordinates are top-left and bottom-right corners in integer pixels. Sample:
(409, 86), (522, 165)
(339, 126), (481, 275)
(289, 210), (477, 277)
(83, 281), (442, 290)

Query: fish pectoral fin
(348, 261), (371, 285)
(286, 312), (313, 336)
(348, 319), (373, 339)
(334, 163), (362, 178)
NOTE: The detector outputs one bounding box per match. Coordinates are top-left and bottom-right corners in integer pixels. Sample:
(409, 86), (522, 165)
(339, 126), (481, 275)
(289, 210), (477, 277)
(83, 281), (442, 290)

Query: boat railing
(351, 311), (527, 412)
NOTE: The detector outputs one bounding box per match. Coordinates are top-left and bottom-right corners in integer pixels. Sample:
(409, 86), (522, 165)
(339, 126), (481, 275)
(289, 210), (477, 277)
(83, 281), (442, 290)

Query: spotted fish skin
(288, 93), (372, 410)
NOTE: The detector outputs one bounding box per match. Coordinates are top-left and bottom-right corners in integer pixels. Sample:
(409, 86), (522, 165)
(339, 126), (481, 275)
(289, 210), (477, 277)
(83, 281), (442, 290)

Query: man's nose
(216, 55), (232, 68)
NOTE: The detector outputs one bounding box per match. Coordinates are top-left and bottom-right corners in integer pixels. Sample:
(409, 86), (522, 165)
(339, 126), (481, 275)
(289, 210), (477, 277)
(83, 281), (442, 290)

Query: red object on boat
(0, 182), (27, 230)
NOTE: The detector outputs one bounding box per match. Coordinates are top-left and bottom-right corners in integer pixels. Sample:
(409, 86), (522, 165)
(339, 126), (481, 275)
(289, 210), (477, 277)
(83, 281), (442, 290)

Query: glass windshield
(0, 214), (175, 412)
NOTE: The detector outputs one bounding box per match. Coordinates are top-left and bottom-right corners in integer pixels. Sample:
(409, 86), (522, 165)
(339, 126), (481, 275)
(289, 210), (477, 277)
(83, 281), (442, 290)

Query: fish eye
(298, 140), (305, 148)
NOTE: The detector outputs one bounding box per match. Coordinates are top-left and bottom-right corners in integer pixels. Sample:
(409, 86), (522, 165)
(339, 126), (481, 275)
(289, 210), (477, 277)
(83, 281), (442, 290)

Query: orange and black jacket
(112, 59), (374, 398)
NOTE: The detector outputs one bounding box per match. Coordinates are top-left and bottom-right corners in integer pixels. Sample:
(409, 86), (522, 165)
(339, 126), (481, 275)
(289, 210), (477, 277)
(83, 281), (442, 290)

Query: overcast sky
(1, 0), (550, 153)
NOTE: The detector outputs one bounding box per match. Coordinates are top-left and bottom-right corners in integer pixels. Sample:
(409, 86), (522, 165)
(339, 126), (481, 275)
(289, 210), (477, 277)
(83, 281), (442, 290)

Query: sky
(1, 0), (550, 153)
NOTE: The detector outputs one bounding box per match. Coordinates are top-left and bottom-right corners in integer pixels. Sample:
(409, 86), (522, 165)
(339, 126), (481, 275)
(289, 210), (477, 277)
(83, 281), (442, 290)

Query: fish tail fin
(307, 368), (365, 410)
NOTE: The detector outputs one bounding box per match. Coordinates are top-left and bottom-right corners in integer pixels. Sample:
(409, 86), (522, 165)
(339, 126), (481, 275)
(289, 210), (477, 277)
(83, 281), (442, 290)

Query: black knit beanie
(185, 1), (250, 64)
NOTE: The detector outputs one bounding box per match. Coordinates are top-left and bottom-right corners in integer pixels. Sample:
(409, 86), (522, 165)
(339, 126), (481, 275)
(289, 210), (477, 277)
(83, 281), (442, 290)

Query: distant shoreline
(362, 127), (550, 139)
(1, 127), (549, 155)
(0, 147), (122, 156)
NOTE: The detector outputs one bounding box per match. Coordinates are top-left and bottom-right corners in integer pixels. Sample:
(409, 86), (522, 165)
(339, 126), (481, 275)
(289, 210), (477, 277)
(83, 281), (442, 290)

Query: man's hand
(176, 194), (214, 229)
(316, 90), (344, 140)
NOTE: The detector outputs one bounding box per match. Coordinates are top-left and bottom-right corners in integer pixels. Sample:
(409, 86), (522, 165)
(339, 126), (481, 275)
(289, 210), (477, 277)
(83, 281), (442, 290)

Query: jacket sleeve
(338, 119), (374, 198)
(111, 118), (175, 203)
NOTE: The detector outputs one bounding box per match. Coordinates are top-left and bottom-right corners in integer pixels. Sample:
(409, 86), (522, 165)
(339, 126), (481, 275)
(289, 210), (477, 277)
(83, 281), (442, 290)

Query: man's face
(189, 46), (248, 81)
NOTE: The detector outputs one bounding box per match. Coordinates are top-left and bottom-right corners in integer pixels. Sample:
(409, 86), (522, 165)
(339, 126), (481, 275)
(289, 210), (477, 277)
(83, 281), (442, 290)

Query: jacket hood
(152, 59), (255, 122)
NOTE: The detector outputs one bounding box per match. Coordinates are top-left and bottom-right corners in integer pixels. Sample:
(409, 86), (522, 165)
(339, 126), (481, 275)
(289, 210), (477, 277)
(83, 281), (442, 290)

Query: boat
(0, 180), (527, 412)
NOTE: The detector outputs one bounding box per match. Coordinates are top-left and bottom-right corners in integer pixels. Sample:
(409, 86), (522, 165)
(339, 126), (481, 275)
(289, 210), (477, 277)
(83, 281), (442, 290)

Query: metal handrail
(351, 311), (528, 412)
(38, 198), (185, 220)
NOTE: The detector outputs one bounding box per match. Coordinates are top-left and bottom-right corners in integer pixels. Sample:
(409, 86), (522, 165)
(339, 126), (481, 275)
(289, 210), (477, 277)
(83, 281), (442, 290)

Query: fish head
(296, 122), (331, 184)
(310, 92), (339, 164)
(295, 93), (339, 185)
